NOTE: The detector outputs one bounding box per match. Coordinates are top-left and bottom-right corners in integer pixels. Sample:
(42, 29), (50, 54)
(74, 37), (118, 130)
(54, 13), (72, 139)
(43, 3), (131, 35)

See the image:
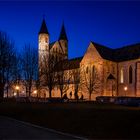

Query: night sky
(1, 1), (140, 58)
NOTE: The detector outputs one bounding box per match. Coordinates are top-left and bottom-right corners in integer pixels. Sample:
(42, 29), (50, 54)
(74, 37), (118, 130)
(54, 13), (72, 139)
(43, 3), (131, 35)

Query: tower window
(129, 66), (133, 84)
(92, 66), (95, 78)
(45, 38), (48, 43)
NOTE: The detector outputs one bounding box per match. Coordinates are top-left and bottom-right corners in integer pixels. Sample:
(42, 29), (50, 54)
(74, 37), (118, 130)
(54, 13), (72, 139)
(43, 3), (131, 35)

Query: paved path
(0, 116), (85, 139)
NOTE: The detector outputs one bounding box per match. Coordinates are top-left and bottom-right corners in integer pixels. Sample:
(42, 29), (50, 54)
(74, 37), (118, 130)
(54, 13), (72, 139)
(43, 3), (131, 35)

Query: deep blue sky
(1, 1), (140, 58)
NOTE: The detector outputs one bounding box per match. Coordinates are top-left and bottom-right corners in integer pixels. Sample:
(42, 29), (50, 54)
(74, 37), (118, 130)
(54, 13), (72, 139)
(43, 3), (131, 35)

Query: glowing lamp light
(33, 90), (37, 94)
(14, 92), (17, 96)
(15, 86), (19, 90)
(124, 86), (128, 91)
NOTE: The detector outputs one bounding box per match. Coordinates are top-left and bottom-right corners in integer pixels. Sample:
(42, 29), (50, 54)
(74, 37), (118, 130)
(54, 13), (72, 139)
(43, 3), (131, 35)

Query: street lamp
(124, 86), (128, 96)
(13, 92), (17, 97)
(15, 85), (19, 97)
(33, 90), (37, 94)
(33, 90), (38, 98)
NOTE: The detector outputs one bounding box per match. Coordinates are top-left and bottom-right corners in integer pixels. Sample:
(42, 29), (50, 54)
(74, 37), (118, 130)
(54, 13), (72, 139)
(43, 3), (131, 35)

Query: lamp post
(124, 86), (128, 96)
(107, 74), (116, 96)
(15, 86), (19, 97)
(33, 90), (37, 97)
(33, 90), (37, 94)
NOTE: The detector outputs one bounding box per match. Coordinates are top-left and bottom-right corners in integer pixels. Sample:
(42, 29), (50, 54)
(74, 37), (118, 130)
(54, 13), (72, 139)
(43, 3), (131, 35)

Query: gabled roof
(114, 43), (140, 62)
(49, 41), (56, 49)
(91, 41), (140, 62)
(54, 57), (83, 71)
(39, 19), (49, 34)
(91, 41), (114, 61)
(59, 23), (68, 41)
(49, 41), (65, 54)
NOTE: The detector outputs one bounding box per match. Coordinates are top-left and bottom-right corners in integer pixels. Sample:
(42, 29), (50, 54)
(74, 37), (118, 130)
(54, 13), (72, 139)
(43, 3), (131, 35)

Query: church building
(38, 19), (140, 100)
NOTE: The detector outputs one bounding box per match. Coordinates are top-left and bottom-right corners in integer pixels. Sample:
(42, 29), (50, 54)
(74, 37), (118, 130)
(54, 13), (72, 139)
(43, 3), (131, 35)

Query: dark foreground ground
(0, 116), (80, 139)
(0, 101), (140, 139)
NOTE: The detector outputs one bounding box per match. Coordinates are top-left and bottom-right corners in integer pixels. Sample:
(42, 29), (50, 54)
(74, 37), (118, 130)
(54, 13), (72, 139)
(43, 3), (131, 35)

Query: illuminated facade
(38, 19), (140, 100)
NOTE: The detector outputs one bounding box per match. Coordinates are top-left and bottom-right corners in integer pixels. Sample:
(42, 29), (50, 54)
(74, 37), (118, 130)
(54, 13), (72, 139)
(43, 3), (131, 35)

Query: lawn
(0, 101), (140, 139)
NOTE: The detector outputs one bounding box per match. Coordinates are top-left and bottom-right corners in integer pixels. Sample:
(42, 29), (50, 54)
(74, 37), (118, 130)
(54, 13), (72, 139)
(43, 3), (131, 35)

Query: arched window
(45, 38), (48, 43)
(92, 66), (95, 77)
(120, 68), (124, 83)
(86, 66), (88, 74)
(129, 66), (133, 84)
(93, 66), (95, 72)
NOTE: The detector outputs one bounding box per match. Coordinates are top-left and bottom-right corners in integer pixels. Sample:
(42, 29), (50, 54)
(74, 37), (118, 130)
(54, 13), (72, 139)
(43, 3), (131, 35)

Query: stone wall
(103, 60), (117, 96)
(117, 59), (138, 96)
(80, 42), (104, 100)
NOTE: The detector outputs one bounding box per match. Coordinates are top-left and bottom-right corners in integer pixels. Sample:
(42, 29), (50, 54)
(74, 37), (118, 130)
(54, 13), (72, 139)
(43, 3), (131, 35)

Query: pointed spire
(39, 19), (49, 34)
(59, 23), (68, 41)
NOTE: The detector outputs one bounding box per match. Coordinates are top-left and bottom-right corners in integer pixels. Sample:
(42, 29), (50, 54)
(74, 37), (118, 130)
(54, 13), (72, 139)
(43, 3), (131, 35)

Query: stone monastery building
(38, 19), (140, 100)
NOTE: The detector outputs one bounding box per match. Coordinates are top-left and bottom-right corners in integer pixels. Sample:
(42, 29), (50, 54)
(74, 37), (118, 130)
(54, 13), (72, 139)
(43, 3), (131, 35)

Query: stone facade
(37, 19), (140, 100)
(8, 19), (140, 100)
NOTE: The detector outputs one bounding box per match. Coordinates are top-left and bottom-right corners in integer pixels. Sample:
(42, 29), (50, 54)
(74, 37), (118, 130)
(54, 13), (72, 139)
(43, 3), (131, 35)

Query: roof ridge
(114, 42), (140, 50)
(91, 41), (113, 50)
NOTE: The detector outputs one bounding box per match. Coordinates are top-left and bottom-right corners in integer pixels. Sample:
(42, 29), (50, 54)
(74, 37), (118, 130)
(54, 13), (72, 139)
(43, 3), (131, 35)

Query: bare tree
(39, 54), (57, 98)
(81, 65), (100, 100)
(11, 53), (22, 96)
(5, 53), (20, 98)
(35, 73), (41, 98)
(4, 54), (15, 98)
(21, 44), (38, 97)
(0, 31), (15, 100)
(72, 68), (80, 100)
(56, 69), (70, 98)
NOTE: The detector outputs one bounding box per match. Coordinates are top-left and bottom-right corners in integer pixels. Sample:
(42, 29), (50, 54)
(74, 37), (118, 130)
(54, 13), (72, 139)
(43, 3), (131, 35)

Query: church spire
(39, 19), (49, 34)
(59, 23), (68, 41)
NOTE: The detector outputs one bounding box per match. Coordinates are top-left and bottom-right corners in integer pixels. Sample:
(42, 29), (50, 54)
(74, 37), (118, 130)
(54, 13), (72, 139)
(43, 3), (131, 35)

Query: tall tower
(58, 23), (68, 59)
(38, 19), (49, 82)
